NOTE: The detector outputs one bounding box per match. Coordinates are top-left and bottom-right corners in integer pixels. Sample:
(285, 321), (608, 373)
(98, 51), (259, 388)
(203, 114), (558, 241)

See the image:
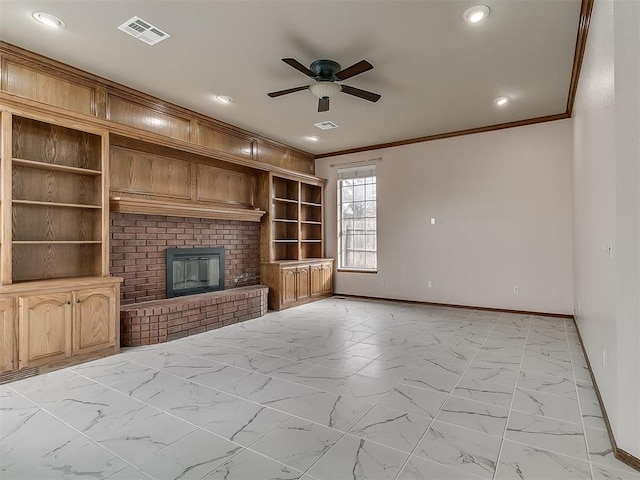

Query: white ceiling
(0, 0), (582, 156)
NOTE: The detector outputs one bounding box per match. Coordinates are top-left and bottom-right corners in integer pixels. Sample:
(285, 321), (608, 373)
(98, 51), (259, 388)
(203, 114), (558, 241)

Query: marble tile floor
(2, 297), (639, 480)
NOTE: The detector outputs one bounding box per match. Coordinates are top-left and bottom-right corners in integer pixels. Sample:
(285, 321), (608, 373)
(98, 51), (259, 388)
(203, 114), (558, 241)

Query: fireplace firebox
(166, 247), (225, 298)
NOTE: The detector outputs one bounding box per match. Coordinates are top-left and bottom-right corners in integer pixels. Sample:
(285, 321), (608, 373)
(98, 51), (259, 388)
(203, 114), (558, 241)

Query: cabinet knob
(66, 301), (71, 305)
(76, 299), (81, 304)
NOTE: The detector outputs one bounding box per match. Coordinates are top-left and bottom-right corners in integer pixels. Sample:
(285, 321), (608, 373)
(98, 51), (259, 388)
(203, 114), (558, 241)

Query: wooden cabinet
(73, 287), (117, 355)
(1, 269), (121, 377)
(310, 263), (323, 297)
(261, 260), (333, 310)
(310, 262), (333, 297)
(4, 111), (109, 283)
(321, 263), (333, 294)
(0, 299), (15, 373)
(258, 172), (334, 310)
(281, 266), (298, 307)
(259, 172), (326, 262)
(296, 266), (310, 302)
(19, 292), (72, 369)
(0, 108), (121, 378)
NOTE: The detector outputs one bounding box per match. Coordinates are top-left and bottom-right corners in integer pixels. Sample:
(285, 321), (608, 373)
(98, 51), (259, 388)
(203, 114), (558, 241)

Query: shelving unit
(259, 172), (333, 310)
(0, 109), (120, 377)
(9, 116), (107, 282)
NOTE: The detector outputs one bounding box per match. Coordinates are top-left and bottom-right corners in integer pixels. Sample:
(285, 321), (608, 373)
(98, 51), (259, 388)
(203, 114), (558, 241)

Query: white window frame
(337, 165), (377, 272)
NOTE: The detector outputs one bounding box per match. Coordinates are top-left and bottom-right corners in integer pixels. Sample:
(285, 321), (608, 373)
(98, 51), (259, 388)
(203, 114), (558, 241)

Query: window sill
(337, 269), (378, 274)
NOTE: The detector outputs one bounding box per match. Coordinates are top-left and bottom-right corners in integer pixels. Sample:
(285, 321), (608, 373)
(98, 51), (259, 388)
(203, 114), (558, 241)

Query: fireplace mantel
(110, 196), (266, 222)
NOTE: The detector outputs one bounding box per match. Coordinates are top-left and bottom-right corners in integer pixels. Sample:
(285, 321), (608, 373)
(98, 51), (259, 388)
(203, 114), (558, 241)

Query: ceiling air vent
(314, 121), (339, 130)
(118, 16), (171, 46)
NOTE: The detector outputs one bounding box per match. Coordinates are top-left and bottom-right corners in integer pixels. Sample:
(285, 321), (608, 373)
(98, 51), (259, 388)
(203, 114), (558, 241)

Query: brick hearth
(120, 286), (268, 346)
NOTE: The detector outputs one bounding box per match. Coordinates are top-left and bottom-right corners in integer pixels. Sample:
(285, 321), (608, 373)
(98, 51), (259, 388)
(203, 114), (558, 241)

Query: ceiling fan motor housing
(310, 60), (342, 81)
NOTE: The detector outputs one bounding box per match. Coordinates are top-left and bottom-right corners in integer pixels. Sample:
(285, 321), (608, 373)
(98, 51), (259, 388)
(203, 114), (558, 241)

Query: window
(337, 165), (377, 270)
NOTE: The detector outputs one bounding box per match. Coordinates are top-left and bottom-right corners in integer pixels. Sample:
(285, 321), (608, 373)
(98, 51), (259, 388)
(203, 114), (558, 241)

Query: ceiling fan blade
(335, 60), (373, 80)
(282, 58), (315, 77)
(318, 97), (330, 112)
(340, 85), (381, 102)
(267, 85), (309, 98)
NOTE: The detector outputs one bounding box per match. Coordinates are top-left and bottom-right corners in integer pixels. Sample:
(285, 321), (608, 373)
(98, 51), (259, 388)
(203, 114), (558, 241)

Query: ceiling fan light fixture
(32, 12), (65, 29)
(310, 82), (341, 99)
(464, 5), (490, 24)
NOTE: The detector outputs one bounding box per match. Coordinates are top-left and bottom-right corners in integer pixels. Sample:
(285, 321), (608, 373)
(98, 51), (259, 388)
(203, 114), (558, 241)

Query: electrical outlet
(427, 280), (433, 288)
(379, 278), (385, 285)
(602, 349), (606, 367)
(513, 286), (520, 294)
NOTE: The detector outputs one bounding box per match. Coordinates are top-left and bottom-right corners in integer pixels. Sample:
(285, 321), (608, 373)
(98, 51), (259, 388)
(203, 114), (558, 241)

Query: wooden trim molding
(566, 0), (596, 116)
(0, 93), (320, 183)
(110, 196), (266, 222)
(315, 113), (569, 159)
(572, 318), (640, 472)
(335, 294), (573, 318)
(0, 41), (314, 173)
(337, 269), (378, 274)
(316, 0), (595, 159)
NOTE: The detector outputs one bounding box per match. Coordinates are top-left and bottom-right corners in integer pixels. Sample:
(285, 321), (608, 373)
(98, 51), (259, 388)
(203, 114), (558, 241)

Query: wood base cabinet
(73, 287), (117, 356)
(261, 259), (333, 310)
(0, 276), (121, 376)
(19, 292), (72, 369)
(0, 299), (16, 374)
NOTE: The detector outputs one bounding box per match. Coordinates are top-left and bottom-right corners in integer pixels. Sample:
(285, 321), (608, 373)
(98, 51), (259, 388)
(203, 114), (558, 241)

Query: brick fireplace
(110, 213), (260, 305)
(110, 213), (266, 346)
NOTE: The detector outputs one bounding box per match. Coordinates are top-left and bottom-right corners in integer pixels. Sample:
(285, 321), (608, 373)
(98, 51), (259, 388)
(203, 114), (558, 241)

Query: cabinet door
(281, 267), (298, 306)
(73, 287), (116, 355)
(297, 266), (310, 301)
(0, 299), (16, 373)
(321, 263), (333, 294)
(19, 292), (72, 369)
(309, 264), (323, 297)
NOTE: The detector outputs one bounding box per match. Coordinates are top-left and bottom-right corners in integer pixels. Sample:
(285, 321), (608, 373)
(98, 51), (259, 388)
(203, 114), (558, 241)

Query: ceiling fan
(268, 58), (381, 112)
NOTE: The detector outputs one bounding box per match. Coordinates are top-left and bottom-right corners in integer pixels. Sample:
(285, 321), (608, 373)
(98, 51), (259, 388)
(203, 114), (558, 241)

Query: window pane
(338, 170), (377, 270)
(365, 235), (376, 250)
(366, 184), (376, 201)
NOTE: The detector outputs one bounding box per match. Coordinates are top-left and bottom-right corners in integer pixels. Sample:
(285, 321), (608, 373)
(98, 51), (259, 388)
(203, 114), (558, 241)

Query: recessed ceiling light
(215, 95), (233, 104)
(306, 136), (320, 142)
(463, 5), (490, 24)
(32, 12), (65, 29)
(494, 96), (511, 106)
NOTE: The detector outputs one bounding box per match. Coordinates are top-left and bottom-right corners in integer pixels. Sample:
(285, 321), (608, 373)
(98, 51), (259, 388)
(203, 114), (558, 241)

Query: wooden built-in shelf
(274, 197), (298, 204)
(301, 220), (322, 225)
(13, 240), (102, 245)
(274, 218), (298, 223)
(13, 200), (101, 209)
(12, 158), (102, 175)
(110, 196), (265, 222)
(301, 240), (322, 243)
(301, 201), (322, 207)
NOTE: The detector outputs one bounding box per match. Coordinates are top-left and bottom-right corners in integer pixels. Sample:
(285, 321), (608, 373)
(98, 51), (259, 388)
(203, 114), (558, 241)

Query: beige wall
(316, 119), (574, 314)
(573, 0), (640, 457)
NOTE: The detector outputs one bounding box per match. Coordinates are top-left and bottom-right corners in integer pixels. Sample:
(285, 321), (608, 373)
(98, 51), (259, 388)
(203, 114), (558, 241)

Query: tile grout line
(490, 312), (532, 480)
(566, 317), (596, 479)
(6, 384), (158, 480)
(392, 308), (506, 480)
